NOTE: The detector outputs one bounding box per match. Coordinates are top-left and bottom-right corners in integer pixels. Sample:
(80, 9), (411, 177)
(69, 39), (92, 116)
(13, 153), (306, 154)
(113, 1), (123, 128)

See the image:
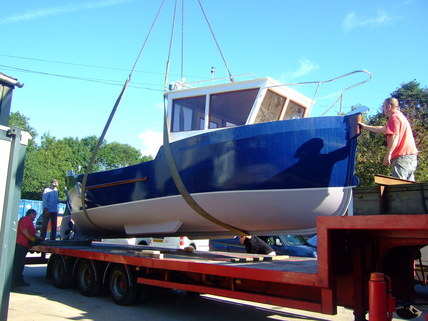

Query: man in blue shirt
(41, 179), (59, 240)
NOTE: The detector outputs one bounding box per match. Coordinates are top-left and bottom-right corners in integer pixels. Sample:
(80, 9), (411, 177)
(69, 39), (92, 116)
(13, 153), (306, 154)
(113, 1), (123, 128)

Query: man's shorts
(391, 154), (417, 181)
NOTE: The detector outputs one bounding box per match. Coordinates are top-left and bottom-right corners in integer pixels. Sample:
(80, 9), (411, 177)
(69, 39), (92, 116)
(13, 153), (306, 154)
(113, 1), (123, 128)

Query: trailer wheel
(77, 260), (101, 297)
(109, 265), (138, 305)
(51, 256), (73, 288)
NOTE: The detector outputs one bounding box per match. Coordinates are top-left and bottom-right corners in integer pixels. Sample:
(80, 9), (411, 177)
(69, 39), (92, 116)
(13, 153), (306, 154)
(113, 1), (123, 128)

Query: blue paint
(82, 114), (360, 209)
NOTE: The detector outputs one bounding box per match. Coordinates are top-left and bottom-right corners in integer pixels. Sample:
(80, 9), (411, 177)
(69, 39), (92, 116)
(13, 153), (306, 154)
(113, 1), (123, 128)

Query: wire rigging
(0, 53), (207, 79)
(80, 0), (167, 232)
(180, 0), (185, 81)
(0, 63), (163, 91)
(129, 0), (167, 77)
(163, 0), (179, 89)
(196, 0), (234, 82)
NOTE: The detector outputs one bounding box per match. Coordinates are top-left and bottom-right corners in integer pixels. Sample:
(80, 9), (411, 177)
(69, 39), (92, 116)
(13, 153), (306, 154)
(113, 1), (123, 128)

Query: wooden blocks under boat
(229, 255), (289, 263)
(137, 249), (164, 259)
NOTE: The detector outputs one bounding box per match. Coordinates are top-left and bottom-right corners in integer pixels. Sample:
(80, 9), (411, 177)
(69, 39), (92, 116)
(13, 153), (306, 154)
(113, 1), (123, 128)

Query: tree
(10, 112), (153, 199)
(98, 142), (151, 171)
(391, 81), (428, 182)
(21, 135), (153, 199)
(22, 134), (75, 199)
(356, 81), (428, 185)
(8, 111), (37, 138)
(8, 111), (37, 148)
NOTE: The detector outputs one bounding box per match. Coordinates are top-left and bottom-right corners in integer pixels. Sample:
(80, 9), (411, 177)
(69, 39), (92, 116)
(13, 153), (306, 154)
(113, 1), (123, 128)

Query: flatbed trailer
(29, 214), (428, 321)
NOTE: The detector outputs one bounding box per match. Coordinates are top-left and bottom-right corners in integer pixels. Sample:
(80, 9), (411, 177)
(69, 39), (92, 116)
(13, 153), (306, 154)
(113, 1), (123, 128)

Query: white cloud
(0, 0), (132, 24)
(281, 58), (319, 82)
(342, 10), (392, 32)
(138, 130), (163, 157)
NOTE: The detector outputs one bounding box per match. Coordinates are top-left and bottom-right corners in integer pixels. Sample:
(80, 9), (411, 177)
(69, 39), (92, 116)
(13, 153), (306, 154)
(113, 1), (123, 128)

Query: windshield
(171, 95), (206, 132)
(208, 88), (259, 129)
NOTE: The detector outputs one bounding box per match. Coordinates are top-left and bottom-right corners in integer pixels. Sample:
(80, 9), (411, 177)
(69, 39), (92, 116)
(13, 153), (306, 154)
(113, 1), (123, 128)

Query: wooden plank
(137, 249), (164, 259)
(374, 174), (415, 186)
(270, 255), (291, 261)
(140, 249), (161, 254)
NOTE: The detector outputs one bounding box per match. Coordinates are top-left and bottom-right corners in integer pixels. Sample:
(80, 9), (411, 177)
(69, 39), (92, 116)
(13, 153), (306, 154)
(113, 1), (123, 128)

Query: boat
(67, 77), (361, 239)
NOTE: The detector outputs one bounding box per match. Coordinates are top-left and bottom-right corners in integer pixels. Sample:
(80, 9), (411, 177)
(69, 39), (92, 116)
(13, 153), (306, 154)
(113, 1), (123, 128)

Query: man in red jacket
(12, 209), (37, 288)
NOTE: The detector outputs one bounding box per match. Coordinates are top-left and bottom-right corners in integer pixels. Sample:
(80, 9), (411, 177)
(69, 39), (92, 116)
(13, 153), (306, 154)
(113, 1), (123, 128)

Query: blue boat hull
(69, 114), (360, 238)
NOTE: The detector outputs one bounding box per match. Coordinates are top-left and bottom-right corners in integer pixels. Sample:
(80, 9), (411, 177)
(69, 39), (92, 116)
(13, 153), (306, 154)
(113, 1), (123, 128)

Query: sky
(1, 0), (427, 157)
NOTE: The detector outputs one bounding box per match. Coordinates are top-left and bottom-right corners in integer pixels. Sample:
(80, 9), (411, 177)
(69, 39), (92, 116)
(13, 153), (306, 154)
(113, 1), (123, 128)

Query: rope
(310, 82), (321, 110)
(80, 0), (166, 232)
(161, 0), (248, 237)
(163, 0), (178, 90)
(196, 0), (234, 82)
(180, 0), (184, 81)
(80, 80), (130, 231)
(129, 0), (167, 75)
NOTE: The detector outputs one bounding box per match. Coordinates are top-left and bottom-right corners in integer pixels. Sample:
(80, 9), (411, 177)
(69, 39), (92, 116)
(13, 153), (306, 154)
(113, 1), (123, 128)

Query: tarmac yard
(7, 264), (428, 321)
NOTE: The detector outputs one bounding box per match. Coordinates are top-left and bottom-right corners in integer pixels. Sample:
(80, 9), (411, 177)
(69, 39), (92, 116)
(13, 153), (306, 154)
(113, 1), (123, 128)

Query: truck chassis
(30, 215), (428, 321)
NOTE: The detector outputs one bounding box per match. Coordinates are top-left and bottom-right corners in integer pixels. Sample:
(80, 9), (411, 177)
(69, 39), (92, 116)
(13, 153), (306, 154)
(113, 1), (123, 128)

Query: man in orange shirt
(12, 209), (37, 288)
(359, 97), (418, 181)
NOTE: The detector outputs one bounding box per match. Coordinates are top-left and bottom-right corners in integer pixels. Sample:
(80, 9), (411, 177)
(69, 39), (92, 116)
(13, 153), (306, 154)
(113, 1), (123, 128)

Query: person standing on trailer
(12, 209), (37, 288)
(359, 97), (418, 181)
(41, 179), (59, 240)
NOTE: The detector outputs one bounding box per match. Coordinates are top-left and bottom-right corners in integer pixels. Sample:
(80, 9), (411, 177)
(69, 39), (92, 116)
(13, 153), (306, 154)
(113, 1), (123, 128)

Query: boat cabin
(166, 78), (313, 141)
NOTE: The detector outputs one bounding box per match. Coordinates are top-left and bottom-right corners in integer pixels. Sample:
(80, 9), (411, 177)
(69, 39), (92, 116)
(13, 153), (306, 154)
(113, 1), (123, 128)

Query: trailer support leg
(352, 240), (368, 321)
(369, 273), (395, 321)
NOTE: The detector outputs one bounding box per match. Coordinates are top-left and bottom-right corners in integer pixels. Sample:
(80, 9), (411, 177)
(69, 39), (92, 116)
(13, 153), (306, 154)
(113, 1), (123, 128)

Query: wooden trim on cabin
(86, 177), (148, 190)
(279, 97), (290, 120)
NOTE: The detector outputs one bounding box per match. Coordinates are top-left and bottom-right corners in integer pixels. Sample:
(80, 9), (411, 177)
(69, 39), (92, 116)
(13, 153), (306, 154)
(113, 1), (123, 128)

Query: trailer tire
(77, 260), (101, 297)
(51, 255), (73, 289)
(109, 265), (138, 305)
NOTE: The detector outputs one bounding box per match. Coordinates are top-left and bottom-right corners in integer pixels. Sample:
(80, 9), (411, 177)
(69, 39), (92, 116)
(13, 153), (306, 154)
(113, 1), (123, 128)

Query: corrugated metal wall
(18, 199), (66, 218)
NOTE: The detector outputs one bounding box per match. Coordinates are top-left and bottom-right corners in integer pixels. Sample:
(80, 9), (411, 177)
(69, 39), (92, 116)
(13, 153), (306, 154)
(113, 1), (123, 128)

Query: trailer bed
(30, 215), (428, 321)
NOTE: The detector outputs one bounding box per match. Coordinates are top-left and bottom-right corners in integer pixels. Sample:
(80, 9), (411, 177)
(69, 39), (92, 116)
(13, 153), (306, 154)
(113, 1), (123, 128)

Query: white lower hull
(72, 187), (353, 238)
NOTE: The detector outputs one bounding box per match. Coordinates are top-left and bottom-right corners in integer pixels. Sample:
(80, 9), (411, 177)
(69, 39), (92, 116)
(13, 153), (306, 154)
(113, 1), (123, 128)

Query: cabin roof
(165, 77), (313, 107)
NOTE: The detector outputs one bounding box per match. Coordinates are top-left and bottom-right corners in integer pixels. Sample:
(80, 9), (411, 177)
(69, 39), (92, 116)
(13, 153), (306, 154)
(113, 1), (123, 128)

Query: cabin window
(284, 100), (306, 119)
(255, 90), (286, 123)
(209, 88), (259, 129)
(171, 95), (206, 132)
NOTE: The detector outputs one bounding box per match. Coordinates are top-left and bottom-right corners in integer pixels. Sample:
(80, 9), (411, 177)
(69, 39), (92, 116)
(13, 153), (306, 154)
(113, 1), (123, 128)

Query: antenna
(210, 66), (216, 79)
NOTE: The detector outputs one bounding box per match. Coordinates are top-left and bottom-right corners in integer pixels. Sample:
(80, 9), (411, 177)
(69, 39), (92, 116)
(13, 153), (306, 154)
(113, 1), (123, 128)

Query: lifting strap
(160, 0), (247, 237)
(162, 100), (248, 237)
